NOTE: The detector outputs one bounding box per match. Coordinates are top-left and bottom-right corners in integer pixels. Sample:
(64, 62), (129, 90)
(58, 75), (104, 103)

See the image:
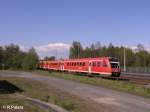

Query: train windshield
(110, 62), (120, 68)
(109, 57), (120, 68)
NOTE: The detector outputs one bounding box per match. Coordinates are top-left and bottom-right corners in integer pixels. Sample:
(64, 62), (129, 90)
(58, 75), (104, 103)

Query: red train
(39, 57), (121, 77)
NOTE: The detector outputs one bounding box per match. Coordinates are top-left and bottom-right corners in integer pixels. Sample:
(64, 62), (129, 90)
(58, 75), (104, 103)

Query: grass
(0, 95), (47, 112)
(0, 75), (101, 112)
(34, 70), (150, 98)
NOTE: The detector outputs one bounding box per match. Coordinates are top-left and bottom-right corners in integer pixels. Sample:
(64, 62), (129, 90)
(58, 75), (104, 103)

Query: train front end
(109, 57), (121, 77)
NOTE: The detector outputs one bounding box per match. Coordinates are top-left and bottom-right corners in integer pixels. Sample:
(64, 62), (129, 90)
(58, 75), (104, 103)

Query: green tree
(95, 41), (102, 49)
(44, 56), (56, 60)
(12, 52), (26, 70)
(137, 44), (145, 52)
(4, 44), (20, 69)
(69, 41), (83, 59)
(22, 48), (39, 70)
(0, 46), (4, 69)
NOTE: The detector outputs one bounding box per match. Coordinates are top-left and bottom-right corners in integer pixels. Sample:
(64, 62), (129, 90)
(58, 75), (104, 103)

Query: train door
(88, 61), (92, 73)
(61, 63), (64, 71)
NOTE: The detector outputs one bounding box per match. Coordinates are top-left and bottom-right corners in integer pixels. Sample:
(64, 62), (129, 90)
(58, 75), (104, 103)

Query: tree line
(69, 41), (150, 67)
(1, 41), (149, 70)
(0, 44), (39, 70)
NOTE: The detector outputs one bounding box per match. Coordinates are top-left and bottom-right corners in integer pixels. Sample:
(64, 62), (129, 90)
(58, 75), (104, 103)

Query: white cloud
(18, 44), (28, 51)
(144, 45), (150, 52)
(12, 43), (70, 59)
(35, 43), (70, 59)
(127, 44), (150, 53)
(35, 43), (70, 52)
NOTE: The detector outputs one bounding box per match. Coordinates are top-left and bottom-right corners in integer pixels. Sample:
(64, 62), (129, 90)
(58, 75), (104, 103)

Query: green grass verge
(0, 76), (98, 112)
(34, 70), (150, 98)
(0, 95), (48, 112)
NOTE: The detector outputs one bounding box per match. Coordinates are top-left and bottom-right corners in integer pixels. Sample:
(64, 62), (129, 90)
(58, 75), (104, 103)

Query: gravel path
(0, 71), (150, 112)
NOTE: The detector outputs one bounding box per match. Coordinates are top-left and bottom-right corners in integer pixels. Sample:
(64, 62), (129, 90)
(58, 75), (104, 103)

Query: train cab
(109, 57), (121, 77)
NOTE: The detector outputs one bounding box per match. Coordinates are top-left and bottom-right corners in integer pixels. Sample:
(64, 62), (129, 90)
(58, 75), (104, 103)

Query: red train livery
(39, 57), (121, 77)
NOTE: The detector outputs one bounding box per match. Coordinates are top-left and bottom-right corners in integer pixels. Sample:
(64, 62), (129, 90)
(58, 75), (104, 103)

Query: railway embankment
(34, 70), (150, 98)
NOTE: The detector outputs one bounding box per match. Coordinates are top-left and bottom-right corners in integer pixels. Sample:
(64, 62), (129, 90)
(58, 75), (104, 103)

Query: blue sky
(0, 0), (150, 58)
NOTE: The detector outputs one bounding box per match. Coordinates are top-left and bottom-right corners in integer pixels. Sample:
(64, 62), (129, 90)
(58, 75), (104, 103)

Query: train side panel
(39, 57), (121, 77)
(90, 58), (112, 76)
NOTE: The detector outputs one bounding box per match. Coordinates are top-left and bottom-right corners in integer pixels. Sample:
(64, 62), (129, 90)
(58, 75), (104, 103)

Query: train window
(89, 62), (91, 66)
(83, 62), (85, 66)
(82, 62), (84, 66)
(97, 62), (102, 67)
(80, 62), (82, 66)
(74, 63), (76, 66)
(103, 62), (108, 67)
(92, 62), (96, 67)
(110, 63), (119, 68)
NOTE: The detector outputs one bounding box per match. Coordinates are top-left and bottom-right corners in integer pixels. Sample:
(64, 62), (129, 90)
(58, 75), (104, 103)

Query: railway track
(62, 71), (150, 85)
(121, 73), (150, 85)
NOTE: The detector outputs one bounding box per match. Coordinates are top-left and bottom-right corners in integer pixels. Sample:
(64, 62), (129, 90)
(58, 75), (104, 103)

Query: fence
(121, 67), (150, 74)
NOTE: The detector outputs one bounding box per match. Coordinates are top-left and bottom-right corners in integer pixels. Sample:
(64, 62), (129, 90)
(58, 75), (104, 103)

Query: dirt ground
(0, 71), (150, 112)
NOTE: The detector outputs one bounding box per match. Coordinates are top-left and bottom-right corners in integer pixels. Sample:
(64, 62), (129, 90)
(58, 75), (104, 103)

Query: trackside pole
(124, 47), (126, 72)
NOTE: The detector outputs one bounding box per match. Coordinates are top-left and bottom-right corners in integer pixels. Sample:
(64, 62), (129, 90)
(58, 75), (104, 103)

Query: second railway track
(121, 74), (150, 85)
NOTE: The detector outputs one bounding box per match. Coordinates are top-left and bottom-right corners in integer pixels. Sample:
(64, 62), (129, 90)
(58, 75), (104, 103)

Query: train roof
(40, 57), (119, 62)
(63, 57), (108, 61)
